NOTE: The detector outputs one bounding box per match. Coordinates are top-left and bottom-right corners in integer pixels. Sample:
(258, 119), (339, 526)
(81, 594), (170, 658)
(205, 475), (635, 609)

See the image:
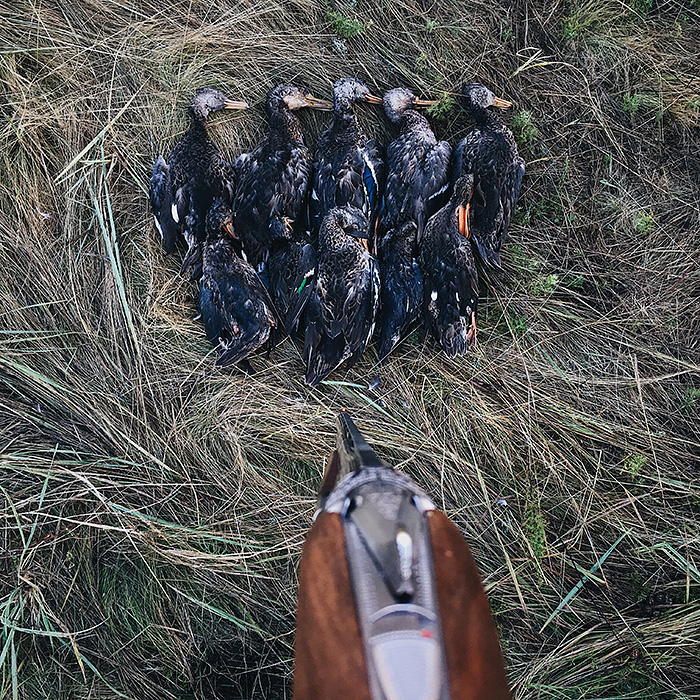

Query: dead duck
(149, 88), (247, 279)
(378, 87), (452, 241)
(453, 83), (525, 267)
(233, 84), (332, 268)
(199, 199), (277, 369)
(303, 206), (380, 387)
(264, 217), (317, 335)
(309, 78), (384, 238)
(418, 175), (479, 356)
(375, 220), (423, 361)
(375, 88), (451, 359)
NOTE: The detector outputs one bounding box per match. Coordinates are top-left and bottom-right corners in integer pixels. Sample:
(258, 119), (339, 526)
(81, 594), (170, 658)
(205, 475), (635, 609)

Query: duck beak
(347, 229), (369, 240)
(458, 203), (470, 238)
(365, 93), (383, 104)
(304, 94), (334, 110)
(412, 98), (438, 108)
(493, 96), (512, 108)
(224, 222), (238, 239)
(223, 99), (249, 110)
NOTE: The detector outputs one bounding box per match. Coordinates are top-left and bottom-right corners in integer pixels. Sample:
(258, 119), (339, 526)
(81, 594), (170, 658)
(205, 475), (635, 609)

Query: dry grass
(1, 0), (699, 698)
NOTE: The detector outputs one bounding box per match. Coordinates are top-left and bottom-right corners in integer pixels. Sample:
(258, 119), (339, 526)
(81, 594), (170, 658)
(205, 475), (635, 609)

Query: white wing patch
(363, 151), (378, 186)
(431, 290), (438, 301)
(171, 202), (180, 224)
(153, 215), (164, 240)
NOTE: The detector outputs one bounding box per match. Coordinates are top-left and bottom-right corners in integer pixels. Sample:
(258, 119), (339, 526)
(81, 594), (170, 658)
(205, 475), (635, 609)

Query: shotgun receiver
(293, 412), (512, 700)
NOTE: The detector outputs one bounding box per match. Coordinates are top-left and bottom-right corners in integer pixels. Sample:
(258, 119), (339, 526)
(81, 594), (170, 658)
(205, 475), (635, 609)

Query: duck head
(460, 83), (512, 111)
(266, 84), (333, 115)
(382, 87), (437, 123)
(206, 199), (237, 241)
(189, 88), (248, 121)
(321, 207), (369, 250)
(332, 205), (369, 240)
(332, 78), (382, 116)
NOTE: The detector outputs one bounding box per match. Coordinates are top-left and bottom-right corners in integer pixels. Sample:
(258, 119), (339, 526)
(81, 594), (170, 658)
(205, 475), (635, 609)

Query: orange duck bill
(223, 99), (249, 110)
(413, 97), (438, 108)
(492, 95), (512, 108)
(457, 203), (470, 238)
(303, 94), (334, 110)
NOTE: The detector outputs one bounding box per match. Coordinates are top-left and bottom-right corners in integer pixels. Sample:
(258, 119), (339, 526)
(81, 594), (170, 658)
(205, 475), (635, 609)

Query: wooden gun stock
(294, 511), (371, 700)
(427, 510), (511, 700)
(293, 421), (512, 700)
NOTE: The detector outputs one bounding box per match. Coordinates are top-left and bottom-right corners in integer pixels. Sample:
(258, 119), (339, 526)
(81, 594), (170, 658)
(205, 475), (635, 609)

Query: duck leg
(466, 311), (477, 347)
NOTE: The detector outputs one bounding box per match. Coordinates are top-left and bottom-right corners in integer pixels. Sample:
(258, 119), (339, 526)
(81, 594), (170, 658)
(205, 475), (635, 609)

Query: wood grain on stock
(293, 510), (371, 700)
(428, 510), (512, 700)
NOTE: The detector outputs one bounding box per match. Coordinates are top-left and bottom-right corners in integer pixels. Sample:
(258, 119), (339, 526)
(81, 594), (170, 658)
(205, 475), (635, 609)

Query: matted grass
(1, 0), (699, 698)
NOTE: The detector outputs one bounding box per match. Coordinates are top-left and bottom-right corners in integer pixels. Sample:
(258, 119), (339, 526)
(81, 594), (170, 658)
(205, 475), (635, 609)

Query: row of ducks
(149, 80), (525, 386)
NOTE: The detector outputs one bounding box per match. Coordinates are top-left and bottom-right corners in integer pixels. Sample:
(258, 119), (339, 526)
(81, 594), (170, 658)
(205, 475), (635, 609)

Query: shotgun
(293, 412), (512, 700)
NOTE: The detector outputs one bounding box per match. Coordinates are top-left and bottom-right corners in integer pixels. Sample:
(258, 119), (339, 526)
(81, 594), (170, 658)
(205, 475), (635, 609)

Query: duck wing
(419, 209), (478, 357)
(167, 151), (191, 238)
(336, 140), (385, 215)
(200, 257), (276, 368)
(361, 139), (385, 214)
(303, 285), (346, 387)
(456, 130), (518, 266)
(377, 223), (423, 360)
(149, 156), (179, 254)
(234, 143), (312, 264)
(283, 242), (318, 334)
(381, 137), (451, 242)
(303, 286), (323, 365)
(265, 235), (316, 329)
(214, 156), (237, 206)
(180, 184), (215, 281)
(277, 144), (312, 222)
(499, 156), (526, 252)
(189, 157), (238, 281)
(339, 255), (378, 350)
(344, 255), (380, 368)
(422, 140), (453, 226)
(309, 157), (335, 235)
(422, 255), (468, 357)
(303, 251), (378, 386)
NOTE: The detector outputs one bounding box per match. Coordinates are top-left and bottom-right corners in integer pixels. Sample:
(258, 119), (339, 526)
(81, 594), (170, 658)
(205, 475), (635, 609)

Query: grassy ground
(1, 0), (699, 697)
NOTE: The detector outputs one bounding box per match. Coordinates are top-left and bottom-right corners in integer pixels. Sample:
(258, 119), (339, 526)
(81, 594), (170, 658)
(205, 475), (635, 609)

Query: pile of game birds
(149, 79), (524, 386)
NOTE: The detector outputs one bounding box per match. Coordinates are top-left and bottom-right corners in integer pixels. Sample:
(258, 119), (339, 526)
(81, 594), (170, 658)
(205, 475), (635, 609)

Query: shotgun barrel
(293, 412), (512, 700)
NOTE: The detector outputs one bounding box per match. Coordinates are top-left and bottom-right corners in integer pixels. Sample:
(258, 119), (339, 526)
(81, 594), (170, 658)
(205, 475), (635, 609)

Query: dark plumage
(233, 84), (332, 268)
(375, 88), (451, 359)
(378, 88), (452, 240)
(264, 217), (317, 334)
(418, 176), (479, 357)
(376, 220), (423, 360)
(149, 88), (247, 279)
(453, 83), (525, 267)
(303, 207), (380, 387)
(309, 78), (384, 237)
(199, 200), (277, 368)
